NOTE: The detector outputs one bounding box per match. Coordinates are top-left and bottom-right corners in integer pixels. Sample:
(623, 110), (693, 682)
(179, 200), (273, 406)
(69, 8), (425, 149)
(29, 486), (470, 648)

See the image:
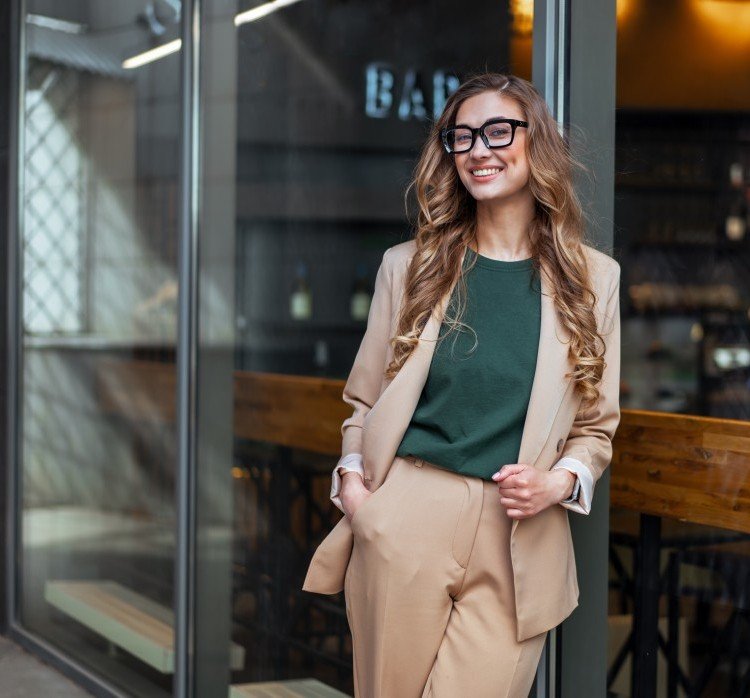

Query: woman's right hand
(340, 471), (371, 522)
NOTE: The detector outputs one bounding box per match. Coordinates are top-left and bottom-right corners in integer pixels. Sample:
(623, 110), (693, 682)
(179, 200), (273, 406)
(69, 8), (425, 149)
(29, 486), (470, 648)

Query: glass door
(12, 1), (183, 695)
(196, 0), (537, 695)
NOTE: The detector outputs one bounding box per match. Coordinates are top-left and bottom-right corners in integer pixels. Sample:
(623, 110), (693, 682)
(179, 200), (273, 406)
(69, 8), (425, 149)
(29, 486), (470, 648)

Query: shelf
(235, 183), (406, 223)
(625, 240), (720, 249)
(623, 308), (749, 322)
(615, 176), (719, 192)
(230, 680), (348, 698)
(241, 318), (367, 333)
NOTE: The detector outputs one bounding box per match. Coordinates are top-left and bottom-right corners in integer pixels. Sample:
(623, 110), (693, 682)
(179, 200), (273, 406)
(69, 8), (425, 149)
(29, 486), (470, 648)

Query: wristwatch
(560, 474), (581, 504)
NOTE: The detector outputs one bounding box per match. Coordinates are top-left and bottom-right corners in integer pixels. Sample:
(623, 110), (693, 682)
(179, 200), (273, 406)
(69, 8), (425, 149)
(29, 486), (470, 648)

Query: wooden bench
(44, 580), (245, 673)
(229, 679), (349, 697)
(45, 580), (348, 695)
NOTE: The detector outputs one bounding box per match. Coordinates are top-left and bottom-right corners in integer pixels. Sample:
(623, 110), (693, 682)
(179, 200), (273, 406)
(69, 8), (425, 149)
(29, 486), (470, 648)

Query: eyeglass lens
(445, 122), (515, 153)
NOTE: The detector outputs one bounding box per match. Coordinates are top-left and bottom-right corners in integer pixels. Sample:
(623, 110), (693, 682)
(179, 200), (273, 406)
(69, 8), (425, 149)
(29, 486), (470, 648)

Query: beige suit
(303, 239), (621, 649)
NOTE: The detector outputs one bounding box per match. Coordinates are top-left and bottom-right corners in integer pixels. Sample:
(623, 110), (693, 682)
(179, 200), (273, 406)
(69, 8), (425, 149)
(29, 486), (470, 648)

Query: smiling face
(452, 90), (532, 205)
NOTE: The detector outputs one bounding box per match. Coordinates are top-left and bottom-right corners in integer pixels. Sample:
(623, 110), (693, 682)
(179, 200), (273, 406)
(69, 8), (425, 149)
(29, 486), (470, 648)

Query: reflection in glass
(199, 0), (533, 695)
(614, 1), (750, 419)
(610, 3), (750, 695)
(19, 2), (182, 694)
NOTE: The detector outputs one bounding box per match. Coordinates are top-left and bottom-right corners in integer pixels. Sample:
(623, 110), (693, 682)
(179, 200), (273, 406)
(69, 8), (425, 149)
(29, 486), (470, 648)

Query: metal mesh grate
(23, 58), (85, 335)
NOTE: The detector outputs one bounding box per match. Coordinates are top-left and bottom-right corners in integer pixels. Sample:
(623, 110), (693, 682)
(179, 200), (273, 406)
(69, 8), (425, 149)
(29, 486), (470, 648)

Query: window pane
(19, 3), (181, 694)
(610, 2), (750, 696)
(614, 3), (750, 419)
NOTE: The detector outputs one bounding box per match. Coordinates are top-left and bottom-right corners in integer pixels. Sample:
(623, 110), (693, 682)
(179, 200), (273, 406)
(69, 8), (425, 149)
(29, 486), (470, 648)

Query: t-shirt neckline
(465, 246), (534, 272)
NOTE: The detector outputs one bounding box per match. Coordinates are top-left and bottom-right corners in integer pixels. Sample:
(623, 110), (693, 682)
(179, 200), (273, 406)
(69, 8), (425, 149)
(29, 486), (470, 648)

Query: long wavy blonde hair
(386, 72), (607, 410)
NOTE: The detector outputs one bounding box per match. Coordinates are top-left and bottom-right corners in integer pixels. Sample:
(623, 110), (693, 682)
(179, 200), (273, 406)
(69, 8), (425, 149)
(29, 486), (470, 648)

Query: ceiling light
(122, 39), (182, 69)
(234, 0), (304, 26)
(26, 13), (87, 34)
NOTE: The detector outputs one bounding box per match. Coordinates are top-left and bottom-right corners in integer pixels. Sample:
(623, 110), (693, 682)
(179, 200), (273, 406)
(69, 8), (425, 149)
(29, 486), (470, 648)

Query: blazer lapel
(516, 259), (575, 469)
(362, 250), (574, 490)
(361, 280), (452, 488)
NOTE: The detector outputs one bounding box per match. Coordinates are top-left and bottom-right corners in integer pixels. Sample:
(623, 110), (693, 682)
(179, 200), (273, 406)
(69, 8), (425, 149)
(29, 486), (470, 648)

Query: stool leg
(667, 551), (680, 698)
(632, 513), (661, 698)
(739, 657), (750, 698)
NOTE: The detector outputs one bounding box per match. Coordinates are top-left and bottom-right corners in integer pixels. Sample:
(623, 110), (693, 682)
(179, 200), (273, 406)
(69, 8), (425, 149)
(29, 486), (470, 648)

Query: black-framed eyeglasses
(440, 118), (528, 154)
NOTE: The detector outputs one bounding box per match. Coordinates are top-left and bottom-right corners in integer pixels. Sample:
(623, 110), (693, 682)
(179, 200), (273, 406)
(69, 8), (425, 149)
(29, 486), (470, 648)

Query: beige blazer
(302, 239), (621, 642)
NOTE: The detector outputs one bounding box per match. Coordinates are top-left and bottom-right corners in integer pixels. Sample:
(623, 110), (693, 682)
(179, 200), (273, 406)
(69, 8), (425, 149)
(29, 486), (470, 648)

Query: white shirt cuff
(330, 453), (364, 513)
(551, 456), (594, 515)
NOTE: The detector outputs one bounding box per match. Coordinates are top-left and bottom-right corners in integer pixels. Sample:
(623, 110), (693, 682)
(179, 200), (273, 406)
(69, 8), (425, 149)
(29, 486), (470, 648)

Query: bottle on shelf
(313, 338), (330, 375)
(729, 161), (744, 189)
(350, 262), (372, 321)
(290, 261), (312, 320)
(725, 161), (747, 242)
(725, 203), (746, 242)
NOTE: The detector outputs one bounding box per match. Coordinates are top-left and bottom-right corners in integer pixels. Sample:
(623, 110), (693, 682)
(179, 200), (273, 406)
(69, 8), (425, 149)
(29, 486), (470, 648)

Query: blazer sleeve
(336, 248), (395, 468)
(554, 262), (621, 515)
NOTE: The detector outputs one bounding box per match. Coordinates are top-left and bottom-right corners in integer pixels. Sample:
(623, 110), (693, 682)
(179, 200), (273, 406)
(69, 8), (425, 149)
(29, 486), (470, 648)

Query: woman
(302, 72), (621, 698)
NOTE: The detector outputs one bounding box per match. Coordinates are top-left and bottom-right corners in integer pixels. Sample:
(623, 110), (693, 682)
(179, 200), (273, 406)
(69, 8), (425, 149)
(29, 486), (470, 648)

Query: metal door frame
(532, 0), (617, 695)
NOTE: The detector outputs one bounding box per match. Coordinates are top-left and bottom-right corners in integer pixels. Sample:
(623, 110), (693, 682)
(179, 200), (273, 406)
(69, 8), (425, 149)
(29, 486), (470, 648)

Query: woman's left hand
(491, 464), (576, 520)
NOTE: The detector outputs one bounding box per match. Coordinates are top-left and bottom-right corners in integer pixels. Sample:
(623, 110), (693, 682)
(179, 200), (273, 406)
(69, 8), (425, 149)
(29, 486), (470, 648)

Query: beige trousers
(343, 455), (548, 698)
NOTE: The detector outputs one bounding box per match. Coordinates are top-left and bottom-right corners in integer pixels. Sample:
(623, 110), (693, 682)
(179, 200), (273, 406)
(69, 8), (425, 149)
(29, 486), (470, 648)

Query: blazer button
(556, 439), (564, 452)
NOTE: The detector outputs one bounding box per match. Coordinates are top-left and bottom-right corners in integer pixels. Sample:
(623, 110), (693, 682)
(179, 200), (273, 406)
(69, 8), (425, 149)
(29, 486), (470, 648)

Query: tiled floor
(0, 636), (91, 697)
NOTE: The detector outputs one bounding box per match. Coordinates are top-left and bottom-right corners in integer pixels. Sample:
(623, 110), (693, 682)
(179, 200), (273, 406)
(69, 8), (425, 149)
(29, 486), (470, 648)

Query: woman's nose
(471, 139), (492, 158)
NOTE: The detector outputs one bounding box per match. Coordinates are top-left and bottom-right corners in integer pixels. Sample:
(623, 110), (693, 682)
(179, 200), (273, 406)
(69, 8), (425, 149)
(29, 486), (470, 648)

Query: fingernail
(491, 472), (500, 481)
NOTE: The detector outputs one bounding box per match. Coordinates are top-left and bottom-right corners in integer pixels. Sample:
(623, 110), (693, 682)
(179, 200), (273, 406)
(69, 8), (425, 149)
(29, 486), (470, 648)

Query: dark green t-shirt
(395, 247), (541, 480)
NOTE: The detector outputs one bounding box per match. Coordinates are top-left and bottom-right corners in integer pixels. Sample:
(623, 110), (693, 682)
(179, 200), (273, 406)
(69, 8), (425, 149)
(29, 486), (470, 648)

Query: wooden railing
(96, 359), (750, 533)
(95, 358), (351, 456)
(94, 358), (750, 697)
(611, 409), (750, 534)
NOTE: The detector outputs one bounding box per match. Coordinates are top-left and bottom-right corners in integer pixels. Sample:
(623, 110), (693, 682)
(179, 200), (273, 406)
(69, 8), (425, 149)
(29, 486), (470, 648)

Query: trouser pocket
(349, 455), (406, 534)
